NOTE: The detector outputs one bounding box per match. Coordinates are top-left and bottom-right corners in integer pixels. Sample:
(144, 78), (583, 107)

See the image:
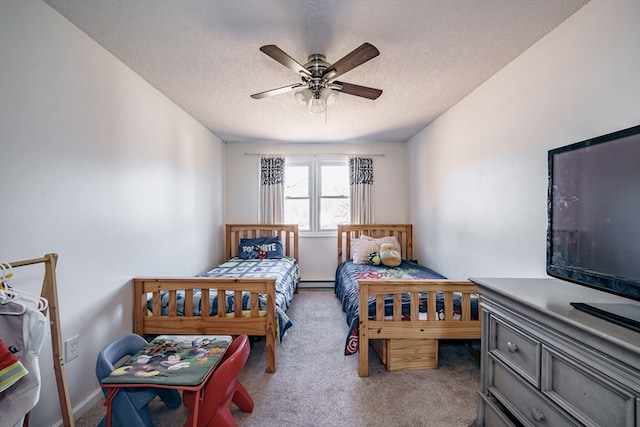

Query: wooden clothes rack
(6, 253), (74, 427)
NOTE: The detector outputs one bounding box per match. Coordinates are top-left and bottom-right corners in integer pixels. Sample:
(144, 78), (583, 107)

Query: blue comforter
(151, 256), (300, 341)
(334, 259), (478, 355)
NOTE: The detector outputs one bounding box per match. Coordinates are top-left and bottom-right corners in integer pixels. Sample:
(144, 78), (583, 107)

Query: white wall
(407, 0), (640, 280)
(224, 142), (410, 280)
(0, 1), (225, 425)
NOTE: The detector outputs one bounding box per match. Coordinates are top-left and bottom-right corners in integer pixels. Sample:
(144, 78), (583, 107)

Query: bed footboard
(358, 279), (481, 377)
(133, 277), (277, 373)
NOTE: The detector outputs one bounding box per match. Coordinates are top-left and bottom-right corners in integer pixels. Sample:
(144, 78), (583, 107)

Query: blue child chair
(95, 333), (182, 427)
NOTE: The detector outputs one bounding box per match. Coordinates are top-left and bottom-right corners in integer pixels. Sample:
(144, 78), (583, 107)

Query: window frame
(284, 157), (349, 234)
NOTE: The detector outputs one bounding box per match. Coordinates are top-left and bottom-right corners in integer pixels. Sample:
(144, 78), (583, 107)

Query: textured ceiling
(43, 0), (589, 143)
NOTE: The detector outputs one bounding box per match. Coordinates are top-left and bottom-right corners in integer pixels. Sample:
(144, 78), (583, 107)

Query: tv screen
(547, 125), (640, 301)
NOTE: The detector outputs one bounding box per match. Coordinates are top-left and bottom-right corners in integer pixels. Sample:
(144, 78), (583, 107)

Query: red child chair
(183, 334), (254, 427)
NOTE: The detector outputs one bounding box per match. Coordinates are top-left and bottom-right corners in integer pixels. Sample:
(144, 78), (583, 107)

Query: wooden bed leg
(358, 339), (369, 377)
(358, 282), (369, 377)
(265, 281), (276, 373)
(265, 332), (275, 373)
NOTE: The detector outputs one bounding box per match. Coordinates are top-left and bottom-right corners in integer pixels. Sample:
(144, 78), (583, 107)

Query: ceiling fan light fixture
(294, 87), (338, 114)
(309, 97), (326, 114)
(320, 87), (339, 107)
(294, 88), (313, 106)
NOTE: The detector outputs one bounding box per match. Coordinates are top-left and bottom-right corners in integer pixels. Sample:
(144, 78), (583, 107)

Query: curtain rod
(244, 153), (385, 157)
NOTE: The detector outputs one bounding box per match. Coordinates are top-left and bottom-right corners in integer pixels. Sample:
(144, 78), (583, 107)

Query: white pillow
(351, 238), (380, 264)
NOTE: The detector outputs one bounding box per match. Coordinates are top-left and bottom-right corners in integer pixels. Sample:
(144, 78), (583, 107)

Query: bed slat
(376, 296), (384, 318)
(168, 290), (177, 317)
(462, 293), (471, 321)
(428, 291), (437, 321)
(233, 290), (242, 316)
(444, 292), (453, 321)
(217, 289), (227, 315)
(410, 292), (419, 322)
(393, 294), (402, 321)
(201, 290), (210, 318)
(184, 289), (193, 316)
(152, 292), (161, 317)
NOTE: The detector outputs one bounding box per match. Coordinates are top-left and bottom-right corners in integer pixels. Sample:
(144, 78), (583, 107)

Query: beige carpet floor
(77, 289), (480, 427)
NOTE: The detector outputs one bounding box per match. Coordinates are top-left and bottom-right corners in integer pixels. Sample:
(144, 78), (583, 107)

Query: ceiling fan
(250, 43), (382, 113)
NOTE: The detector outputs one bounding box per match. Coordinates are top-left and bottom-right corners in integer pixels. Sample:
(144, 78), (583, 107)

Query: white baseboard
(298, 280), (333, 288)
(52, 388), (103, 427)
(300, 276), (334, 282)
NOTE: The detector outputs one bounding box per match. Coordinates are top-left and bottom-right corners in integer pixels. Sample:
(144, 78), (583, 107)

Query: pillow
(351, 235), (403, 264)
(380, 242), (401, 267)
(238, 237), (284, 259)
(374, 236), (402, 259)
(351, 238), (380, 264)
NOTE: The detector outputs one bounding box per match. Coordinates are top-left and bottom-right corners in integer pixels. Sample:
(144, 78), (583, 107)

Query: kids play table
(100, 335), (232, 427)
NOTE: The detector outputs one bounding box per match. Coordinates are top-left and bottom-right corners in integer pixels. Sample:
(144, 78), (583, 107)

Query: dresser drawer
(477, 393), (518, 427)
(541, 346), (638, 427)
(489, 315), (540, 387)
(489, 358), (579, 427)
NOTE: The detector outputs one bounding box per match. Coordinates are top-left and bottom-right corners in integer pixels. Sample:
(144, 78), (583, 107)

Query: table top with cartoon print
(101, 335), (232, 387)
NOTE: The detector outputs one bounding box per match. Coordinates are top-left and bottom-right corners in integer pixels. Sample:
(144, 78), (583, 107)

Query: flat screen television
(547, 124), (640, 307)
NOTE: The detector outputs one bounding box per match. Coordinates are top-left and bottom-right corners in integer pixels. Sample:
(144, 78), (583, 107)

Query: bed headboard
(225, 224), (299, 260)
(337, 224), (413, 266)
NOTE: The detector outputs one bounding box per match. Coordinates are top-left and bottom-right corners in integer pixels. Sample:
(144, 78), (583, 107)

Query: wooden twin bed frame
(336, 224), (481, 377)
(133, 224), (299, 373)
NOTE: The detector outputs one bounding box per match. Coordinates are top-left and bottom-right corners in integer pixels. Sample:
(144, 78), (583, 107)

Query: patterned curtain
(259, 155), (285, 223)
(349, 156), (374, 224)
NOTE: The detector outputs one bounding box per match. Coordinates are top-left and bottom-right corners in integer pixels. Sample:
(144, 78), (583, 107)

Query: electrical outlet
(64, 335), (80, 363)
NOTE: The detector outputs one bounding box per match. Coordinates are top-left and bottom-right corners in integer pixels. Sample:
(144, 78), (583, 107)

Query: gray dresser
(471, 277), (640, 427)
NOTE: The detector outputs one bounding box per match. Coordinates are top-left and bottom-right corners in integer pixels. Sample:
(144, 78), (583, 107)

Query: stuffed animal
(380, 243), (401, 267)
(368, 252), (381, 266)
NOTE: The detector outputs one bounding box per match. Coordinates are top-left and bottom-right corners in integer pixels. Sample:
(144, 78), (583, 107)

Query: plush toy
(368, 252), (381, 266)
(380, 243), (401, 267)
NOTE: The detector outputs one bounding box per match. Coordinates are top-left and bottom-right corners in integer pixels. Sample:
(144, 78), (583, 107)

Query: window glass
(320, 198), (349, 230)
(285, 165), (309, 197)
(284, 198), (310, 231)
(321, 165), (349, 196)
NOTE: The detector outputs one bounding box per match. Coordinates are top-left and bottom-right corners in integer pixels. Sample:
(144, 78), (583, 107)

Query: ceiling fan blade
(322, 43), (380, 80)
(251, 83), (306, 99)
(260, 45), (311, 77)
(333, 81), (382, 100)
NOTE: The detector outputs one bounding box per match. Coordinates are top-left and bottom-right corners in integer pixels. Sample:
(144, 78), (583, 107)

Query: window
(284, 159), (349, 233)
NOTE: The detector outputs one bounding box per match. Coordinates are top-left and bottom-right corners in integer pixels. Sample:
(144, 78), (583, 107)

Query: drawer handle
(506, 341), (519, 353)
(531, 407), (545, 422)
